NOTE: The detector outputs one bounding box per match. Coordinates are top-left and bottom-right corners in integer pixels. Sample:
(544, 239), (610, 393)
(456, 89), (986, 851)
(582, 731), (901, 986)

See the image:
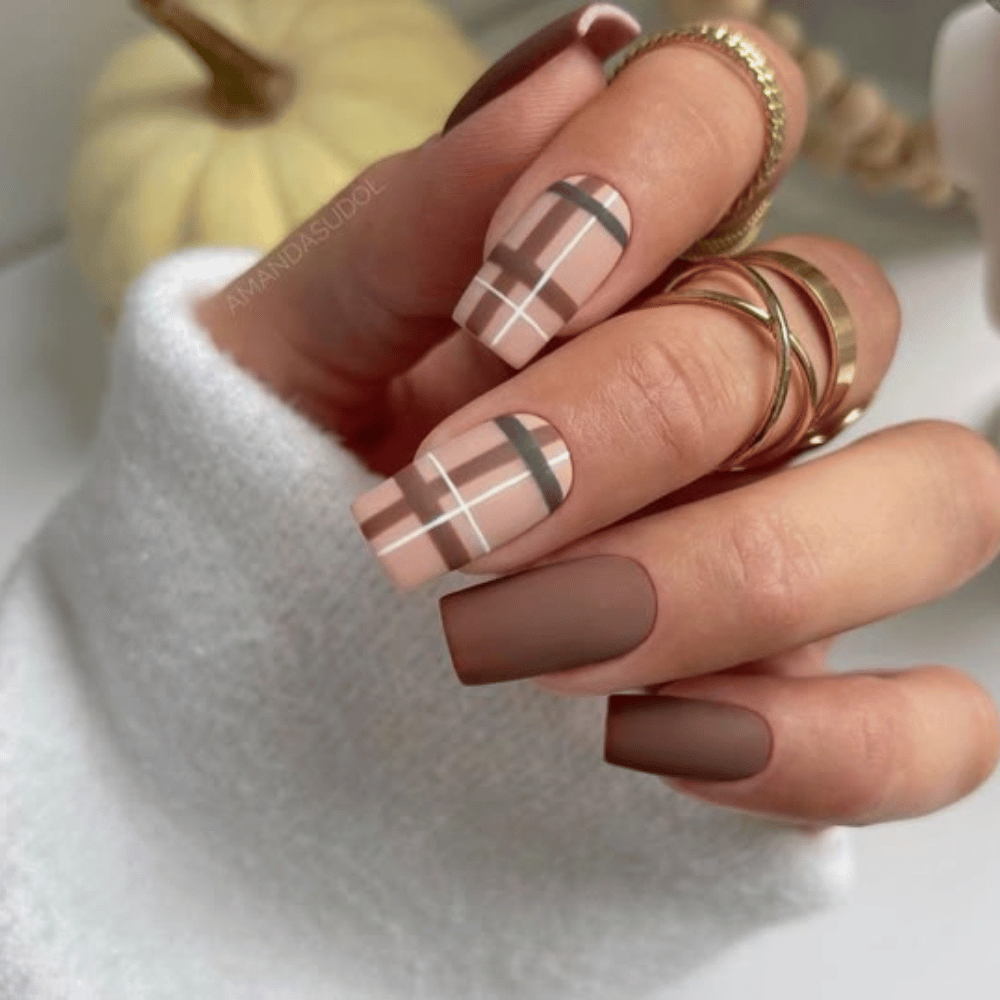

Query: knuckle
(916, 421), (1000, 576)
(716, 506), (822, 637)
(614, 332), (730, 468)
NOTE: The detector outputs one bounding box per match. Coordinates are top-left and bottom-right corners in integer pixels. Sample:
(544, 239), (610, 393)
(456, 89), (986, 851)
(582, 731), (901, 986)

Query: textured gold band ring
(610, 24), (787, 260)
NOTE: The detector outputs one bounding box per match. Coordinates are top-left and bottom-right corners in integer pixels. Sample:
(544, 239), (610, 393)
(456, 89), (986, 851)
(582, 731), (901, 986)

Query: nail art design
(453, 174), (631, 369)
(352, 413), (573, 590)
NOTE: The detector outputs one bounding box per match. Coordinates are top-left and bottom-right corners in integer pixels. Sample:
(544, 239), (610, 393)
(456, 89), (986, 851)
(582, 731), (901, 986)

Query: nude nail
(443, 4), (642, 133)
(453, 174), (632, 368)
(605, 696), (773, 782)
(440, 555), (656, 685)
(351, 413), (573, 590)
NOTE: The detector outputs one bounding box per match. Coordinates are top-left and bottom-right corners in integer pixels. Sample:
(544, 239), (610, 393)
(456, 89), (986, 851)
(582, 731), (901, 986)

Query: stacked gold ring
(664, 251), (869, 470)
(743, 250), (858, 440)
(610, 24), (787, 259)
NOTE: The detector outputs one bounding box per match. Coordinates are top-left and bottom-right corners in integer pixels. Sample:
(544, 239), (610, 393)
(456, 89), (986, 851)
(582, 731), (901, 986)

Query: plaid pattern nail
(453, 174), (631, 369)
(351, 413), (573, 590)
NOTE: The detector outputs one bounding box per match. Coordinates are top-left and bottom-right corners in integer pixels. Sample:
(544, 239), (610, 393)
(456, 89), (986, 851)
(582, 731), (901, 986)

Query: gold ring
(741, 250), (858, 434)
(664, 251), (868, 469)
(610, 24), (787, 260)
(664, 259), (814, 471)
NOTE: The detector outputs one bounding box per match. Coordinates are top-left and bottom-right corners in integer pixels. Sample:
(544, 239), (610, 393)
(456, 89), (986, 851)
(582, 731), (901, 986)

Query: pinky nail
(605, 695), (773, 782)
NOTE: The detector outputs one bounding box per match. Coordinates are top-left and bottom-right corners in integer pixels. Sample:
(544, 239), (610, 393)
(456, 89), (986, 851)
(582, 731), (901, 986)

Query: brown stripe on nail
(488, 243), (578, 321)
(394, 463), (471, 570)
(453, 423), (559, 487)
(518, 175), (604, 262)
(465, 256), (531, 337)
(358, 426), (562, 539)
(466, 176), (603, 334)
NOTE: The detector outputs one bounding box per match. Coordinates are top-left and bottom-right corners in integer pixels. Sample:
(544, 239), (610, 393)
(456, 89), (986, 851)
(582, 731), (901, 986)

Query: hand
(196, 6), (1000, 828)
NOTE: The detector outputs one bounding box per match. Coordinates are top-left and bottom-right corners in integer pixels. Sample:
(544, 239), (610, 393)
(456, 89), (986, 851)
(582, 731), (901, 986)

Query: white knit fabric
(0, 248), (851, 999)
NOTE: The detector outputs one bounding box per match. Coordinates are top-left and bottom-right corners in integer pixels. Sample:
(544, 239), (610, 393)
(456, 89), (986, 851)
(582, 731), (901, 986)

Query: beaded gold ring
(610, 24), (788, 260)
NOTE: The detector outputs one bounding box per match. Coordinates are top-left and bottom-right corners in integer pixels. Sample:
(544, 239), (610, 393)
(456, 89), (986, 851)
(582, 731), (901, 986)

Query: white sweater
(0, 249), (850, 999)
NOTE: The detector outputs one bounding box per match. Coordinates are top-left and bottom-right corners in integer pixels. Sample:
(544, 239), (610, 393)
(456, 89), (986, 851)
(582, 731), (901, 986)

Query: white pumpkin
(68, 0), (484, 323)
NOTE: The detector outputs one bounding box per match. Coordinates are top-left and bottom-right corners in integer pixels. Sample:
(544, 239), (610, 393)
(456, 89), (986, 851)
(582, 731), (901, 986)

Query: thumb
(197, 5), (641, 436)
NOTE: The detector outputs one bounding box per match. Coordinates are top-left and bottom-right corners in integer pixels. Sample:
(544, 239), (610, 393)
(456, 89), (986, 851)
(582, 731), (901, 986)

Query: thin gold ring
(674, 284), (821, 411)
(741, 249), (858, 429)
(610, 24), (787, 260)
(664, 259), (811, 470)
(664, 252), (867, 469)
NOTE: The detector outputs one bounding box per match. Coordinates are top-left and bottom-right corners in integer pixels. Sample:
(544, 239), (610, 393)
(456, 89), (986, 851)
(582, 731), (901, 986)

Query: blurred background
(0, 0), (982, 263)
(1, 1), (999, 997)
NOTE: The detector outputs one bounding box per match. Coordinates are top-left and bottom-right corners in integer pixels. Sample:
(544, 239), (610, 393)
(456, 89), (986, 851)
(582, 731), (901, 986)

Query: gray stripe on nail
(548, 179), (629, 247)
(493, 414), (565, 513)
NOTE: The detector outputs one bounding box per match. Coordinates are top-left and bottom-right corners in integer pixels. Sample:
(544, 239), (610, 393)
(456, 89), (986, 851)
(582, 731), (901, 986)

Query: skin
(196, 15), (1000, 827)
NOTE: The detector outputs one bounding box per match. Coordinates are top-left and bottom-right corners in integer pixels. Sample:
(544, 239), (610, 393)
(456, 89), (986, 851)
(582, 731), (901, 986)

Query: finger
(438, 420), (1000, 691)
(195, 5), (641, 438)
(354, 235), (897, 590)
(452, 20), (808, 369)
(605, 666), (1000, 826)
(640, 640), (833, 697)
(723, 638), (837, 679)
(345, 18), (812, 469)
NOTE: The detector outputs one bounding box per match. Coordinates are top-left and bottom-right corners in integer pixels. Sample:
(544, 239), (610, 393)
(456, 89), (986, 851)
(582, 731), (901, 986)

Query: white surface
(0, 0), (144, 255)
(0, 244), (105, 564)
(3, 241), (1000, 996)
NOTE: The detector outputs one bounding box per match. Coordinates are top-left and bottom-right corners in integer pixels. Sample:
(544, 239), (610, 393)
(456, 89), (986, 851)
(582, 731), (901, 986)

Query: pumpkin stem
(134, 0), (294, 123)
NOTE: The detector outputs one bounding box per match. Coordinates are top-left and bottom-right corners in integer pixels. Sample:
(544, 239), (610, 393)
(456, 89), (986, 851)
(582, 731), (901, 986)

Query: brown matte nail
(442, 3), (642, 133)
(439, 555), (657, 685)
(605, 696), (773, 782)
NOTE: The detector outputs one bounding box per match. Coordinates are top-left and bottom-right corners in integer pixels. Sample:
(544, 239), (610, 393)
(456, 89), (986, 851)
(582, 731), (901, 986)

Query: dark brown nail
(605, 695), (773, 782)
(442, 3), (642, 134)
(439, 555), (656, 686)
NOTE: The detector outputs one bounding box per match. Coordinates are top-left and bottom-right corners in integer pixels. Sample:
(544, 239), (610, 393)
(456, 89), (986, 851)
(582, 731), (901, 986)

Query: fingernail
(440, 555), (656, 685)
(443, 3), (642, 134)
(453, 174), (632, 368)
(605, 696), (773, 782)
(351, 413), (573, 590)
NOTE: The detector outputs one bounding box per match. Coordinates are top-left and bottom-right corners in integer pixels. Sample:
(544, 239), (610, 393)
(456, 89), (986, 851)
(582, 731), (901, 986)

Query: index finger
(452, 19), (808, 368)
